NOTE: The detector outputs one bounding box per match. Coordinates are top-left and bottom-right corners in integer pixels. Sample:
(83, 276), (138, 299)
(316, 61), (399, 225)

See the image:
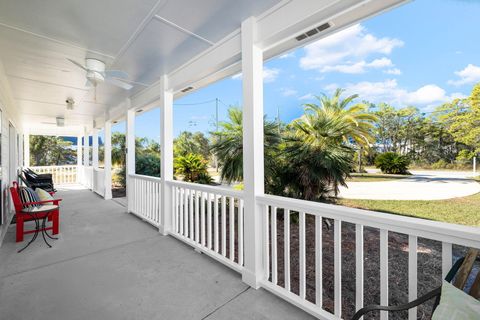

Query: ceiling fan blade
(105, 77), (133, 90)
(108, 77), (149, 87)
(105, 70), (129, 79)
(67, 58), (88, 71)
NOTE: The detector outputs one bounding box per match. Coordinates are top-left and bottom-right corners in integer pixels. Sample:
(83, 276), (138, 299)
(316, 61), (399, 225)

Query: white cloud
(300, 24), (403, 74)
(280, 88), (297, 97)
(231, 67), (280, 83)
(263, 67), (280, 83)
(448, 64), (480, 86)
(279, 52), (295, 59)
(299, 93), (315, 100)
(325, 79), (463, 107)
(384, 68), (402, 75)
(320, 58), (394, 74)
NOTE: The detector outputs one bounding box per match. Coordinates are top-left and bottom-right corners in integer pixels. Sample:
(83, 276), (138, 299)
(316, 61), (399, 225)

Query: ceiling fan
(67, 58), (134, 91)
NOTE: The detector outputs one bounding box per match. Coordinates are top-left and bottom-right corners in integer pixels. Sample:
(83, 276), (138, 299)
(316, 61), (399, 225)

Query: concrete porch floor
(0, 186), (314, 320)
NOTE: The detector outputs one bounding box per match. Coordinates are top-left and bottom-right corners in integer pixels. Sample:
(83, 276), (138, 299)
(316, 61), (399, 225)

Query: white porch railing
(256, 194), (480, 320)
(125, 176), (480, 320)
(129, 174), (161, 227)
(168, 180), (245, 273)
(93, 168), (105, 197)
(30, 165), (77, 185)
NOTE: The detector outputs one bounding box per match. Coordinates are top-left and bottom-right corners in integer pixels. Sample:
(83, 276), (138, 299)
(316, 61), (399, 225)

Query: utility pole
(215, 98), (219, 172)
(358, 146), (363, 173)
(276, 106), (281, 134)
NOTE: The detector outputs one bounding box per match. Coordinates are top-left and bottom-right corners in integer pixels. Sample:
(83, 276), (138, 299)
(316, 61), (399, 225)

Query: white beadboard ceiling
(0, 0), (281, 135)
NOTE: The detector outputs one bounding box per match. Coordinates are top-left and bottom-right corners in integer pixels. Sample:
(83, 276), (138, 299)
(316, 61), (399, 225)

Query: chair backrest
(10, 181), (24, 214)
(18, 172), (31, 187)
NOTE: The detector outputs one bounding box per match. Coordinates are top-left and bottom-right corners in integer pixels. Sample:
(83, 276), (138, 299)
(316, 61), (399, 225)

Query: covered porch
(0, 0), (479, 319)
(0, 186), (312, 320)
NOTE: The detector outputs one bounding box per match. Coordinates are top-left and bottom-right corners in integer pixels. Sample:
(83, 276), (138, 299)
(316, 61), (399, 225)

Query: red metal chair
(10, 181), (61, 243)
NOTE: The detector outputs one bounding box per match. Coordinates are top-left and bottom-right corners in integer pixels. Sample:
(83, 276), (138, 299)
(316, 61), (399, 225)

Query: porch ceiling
(0, 0), (280, 135)
(0, 0), (408, 136)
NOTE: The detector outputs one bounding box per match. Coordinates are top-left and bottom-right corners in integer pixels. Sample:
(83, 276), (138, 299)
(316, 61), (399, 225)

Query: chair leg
(16, 217), (24, 242)
(52, 211), (59, 235)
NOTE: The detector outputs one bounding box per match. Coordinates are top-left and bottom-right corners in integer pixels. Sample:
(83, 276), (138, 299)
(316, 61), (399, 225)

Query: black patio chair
(19, 171), (56, 193)
(24, 168), (53, 184)
(352, 248), (480, 320)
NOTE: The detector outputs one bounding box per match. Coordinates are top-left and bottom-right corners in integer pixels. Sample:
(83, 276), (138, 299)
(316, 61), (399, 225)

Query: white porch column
(23, 133), (30, 167)
(77, 134), (83, 184)
(83, 130), (89, 167)
(92, 128), (99, 168)
(83, 129), (91, 189)
(126, 105), (136, 213)
(241, 16), (265, 289)
(104, 121), (113, 200)
(159, 75), (174, 235)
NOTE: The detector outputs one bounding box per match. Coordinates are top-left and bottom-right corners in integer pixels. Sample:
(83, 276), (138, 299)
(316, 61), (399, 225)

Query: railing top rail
(29, 165), (77, 168)
(167, 180), (244, 198)
(257, 194), (480, 248)
(129, 173), (162, 183)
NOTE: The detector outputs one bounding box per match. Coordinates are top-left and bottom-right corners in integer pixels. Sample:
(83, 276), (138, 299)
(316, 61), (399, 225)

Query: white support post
(104, 121), (113, 200)
(23, 132), (30, 167)
(126, 105), (136, 213)
(83, 129), (91, 189)
(77, 134), (83, 184)
(92, 129), (99, 169)
(241, 16), (265, 289)
(83, 130), (89, 168)
(159, 75), (174, 235)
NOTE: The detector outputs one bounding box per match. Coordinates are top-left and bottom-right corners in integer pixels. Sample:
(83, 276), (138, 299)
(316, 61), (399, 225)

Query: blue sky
(134, 0), (480, 141)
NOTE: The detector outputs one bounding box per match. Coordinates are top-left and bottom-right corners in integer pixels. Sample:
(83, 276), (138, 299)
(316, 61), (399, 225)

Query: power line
(174, 99), (217, 106)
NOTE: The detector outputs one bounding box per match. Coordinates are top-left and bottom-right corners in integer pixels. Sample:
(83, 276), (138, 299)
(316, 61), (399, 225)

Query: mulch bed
(268, 213), (468, 320)
(112, 187), (126, 198)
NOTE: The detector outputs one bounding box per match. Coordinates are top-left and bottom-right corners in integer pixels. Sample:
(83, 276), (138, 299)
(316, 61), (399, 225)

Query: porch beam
(159, 75), (174, 235)
(126, 103), (136, 213)
(241, 16), (265, 289)
(104, 120), (113, 200)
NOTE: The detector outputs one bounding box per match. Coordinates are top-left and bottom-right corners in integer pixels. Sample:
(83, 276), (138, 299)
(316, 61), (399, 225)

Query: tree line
(28, 83), (480, 199)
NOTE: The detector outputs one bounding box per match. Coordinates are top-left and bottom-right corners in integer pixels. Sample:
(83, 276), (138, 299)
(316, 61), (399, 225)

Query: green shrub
(174, 153), (212, 183)
(431, 159), (448, 169)
(374, 152), (410, 174)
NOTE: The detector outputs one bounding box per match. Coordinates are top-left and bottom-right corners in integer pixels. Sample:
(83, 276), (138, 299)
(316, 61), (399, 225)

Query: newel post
(159, 75), (174, 235)
(241, 16), (266, 289)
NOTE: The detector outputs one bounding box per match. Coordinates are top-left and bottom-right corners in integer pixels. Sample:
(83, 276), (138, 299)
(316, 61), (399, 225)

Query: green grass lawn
(347, 173), (409, 182)
(336, 193), (480, 227)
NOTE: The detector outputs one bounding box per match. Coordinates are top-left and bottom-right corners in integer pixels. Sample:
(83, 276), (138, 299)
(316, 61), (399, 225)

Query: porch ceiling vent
(56, 117), (65, 127)
(295, 22), (331, 42)
(181, 86), (194, 93)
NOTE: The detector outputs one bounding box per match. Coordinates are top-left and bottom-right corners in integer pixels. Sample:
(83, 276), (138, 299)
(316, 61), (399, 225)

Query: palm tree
(210, 107), (281, 183)
(304, 88), (377, 148)
(278, 88), (377, 200)
(280, 113), (355, 200)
